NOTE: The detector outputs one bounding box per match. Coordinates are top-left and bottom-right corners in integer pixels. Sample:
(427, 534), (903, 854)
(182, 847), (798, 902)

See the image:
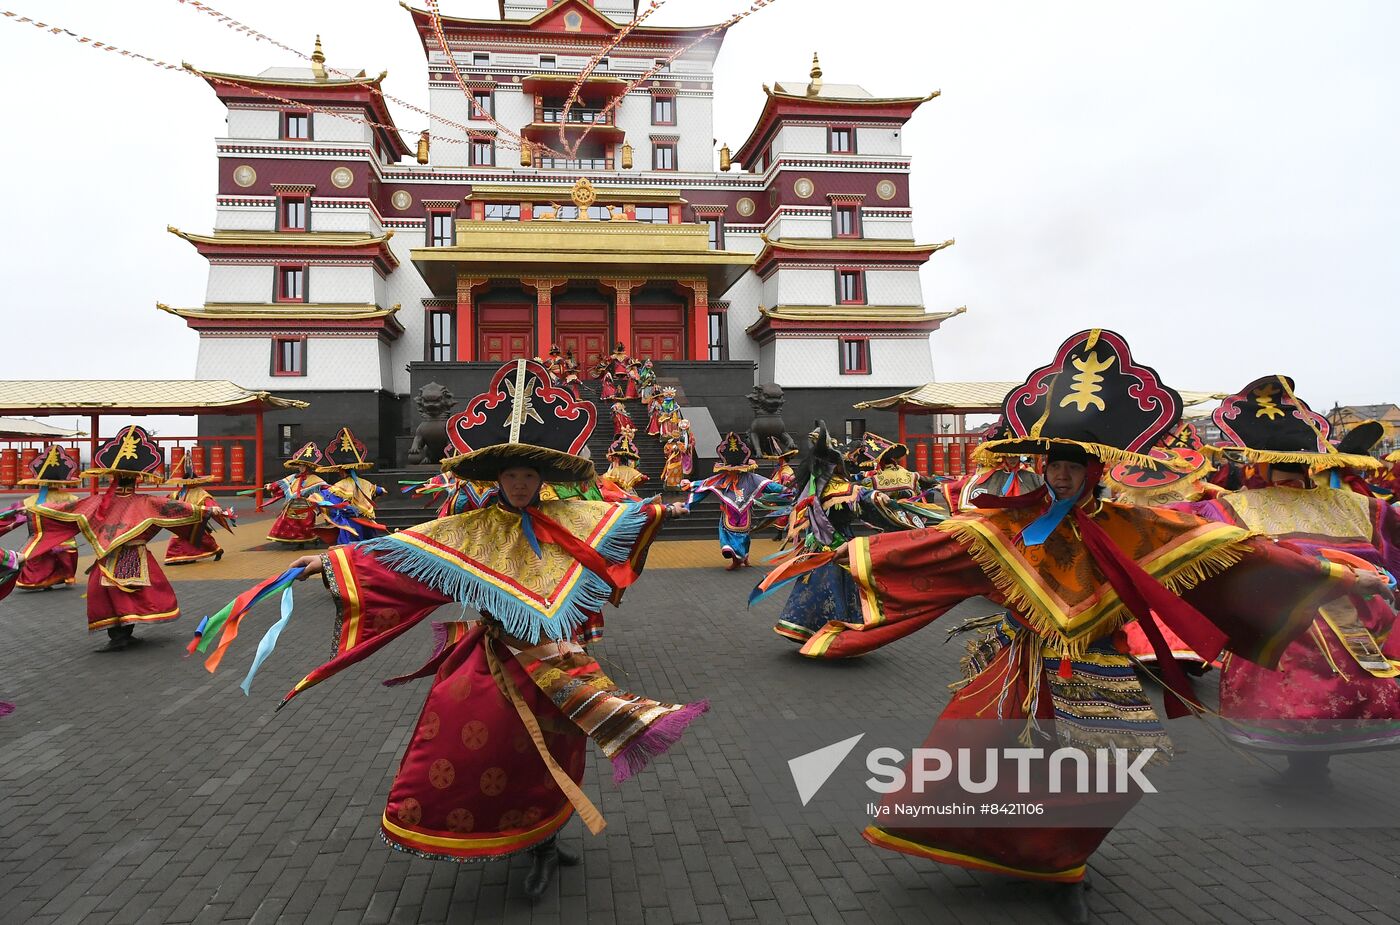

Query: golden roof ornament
(311, 35), (327, 80)
(807, 52), (823, 96)
(416, 130), (430, 165)
(719, 142), (731, 172)
(570, 176), (596, 218)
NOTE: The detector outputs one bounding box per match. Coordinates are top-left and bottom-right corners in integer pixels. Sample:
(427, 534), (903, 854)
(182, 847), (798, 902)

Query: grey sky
(2, 0), (1395, 416)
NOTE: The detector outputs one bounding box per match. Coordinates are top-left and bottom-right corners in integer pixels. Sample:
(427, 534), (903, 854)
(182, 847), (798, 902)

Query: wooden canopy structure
(0, 381), (309, 501)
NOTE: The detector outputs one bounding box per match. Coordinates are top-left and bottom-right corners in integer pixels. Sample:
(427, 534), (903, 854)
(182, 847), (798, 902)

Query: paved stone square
(3, 514), (1400, 924)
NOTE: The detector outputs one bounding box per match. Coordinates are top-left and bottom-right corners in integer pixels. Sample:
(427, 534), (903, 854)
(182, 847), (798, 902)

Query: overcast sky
(2, 0), (1396, 416)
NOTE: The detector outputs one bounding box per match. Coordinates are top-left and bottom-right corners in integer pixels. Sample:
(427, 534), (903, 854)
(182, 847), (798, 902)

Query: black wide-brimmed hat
(976, 328), (1183, 470)
(1213, 376), (1380, 472)
(443, 358), (597, 482)
(284, 440), (325, 471)
(714, 432), (757, 473)
(17, 444), (81, 487)
(167, 449), (218, 487)
(1335, 420), (1385, 457)
(320, 427), (375, 473)
(81, 425), (166, 481)
(608, 430), (640, 462)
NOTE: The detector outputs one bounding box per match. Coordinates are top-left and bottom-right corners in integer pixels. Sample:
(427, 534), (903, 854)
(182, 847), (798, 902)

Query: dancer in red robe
(1174, 377), (1400, 791)
(262, 441), (330, 546)
(164, 452), (232, 564)
(11, 445), (83, 590)
(278, 359), (702, 899)
(809, 331), (1379, 923)
(26, 425), (229, 650)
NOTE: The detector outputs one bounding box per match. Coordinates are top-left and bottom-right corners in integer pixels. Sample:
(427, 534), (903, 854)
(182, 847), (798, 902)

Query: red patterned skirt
(267, 500), (319, 544)
(85, 547), (180, 632)
(165, 531), (221, 564)
(1220, 597), (1400, 752)
(382, 627), (587, 862)
(17, 542), (78, 589)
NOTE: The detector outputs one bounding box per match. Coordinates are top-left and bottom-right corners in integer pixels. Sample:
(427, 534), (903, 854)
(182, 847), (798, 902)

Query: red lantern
(0, 449), (17, 487)
(209, 446), (226, 483)
(230, 445), (246, 484)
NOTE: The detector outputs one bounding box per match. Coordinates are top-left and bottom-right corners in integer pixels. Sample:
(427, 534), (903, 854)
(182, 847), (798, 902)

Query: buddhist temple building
(167, 0), (963, 469)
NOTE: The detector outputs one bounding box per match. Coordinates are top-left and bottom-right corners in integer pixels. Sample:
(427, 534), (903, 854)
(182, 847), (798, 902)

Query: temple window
(484, 203), (521, 221)
(272, 337), (306, 376)
(829, 126), (854, 154)
(429, 212), (455, 247)
(470, 140), (495, 167)
(276, 265), (306, 302)
(833, 205), (861, 238)
(840, 339), (870, 375)
(836, 268), (865, 304)
(282, 112), (310, 140)
(652, 96), (675, 125)
(635, 206), (669, 224)
(279, 196), (307, 231)
(428, 310), (454, 361)
(652, 143), (676, 171)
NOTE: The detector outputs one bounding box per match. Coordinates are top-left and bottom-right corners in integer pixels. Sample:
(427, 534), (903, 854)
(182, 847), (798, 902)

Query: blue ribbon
(1329, 470), (1341, 489)
(239, 582), (296, 695)
(1018, 490), (1078, 547)
(519, 509), (543, 559)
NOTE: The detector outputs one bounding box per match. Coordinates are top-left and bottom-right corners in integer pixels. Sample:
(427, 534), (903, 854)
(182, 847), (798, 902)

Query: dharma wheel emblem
(571, 177), (597, 210)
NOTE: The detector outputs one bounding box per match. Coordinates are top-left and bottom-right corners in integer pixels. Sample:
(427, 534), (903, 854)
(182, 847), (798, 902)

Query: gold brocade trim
(1222, 485), (1375, 541)
(974, 437), (1173, 471)
(1315, 601), (1399, 678)
(1221, 447), (1383, 472)
(935, 517), (1252, 659)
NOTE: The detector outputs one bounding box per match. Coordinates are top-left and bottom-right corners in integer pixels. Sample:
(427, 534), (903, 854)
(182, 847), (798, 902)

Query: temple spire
(807, 52), (822, 96)
(311, 35), (327, 80)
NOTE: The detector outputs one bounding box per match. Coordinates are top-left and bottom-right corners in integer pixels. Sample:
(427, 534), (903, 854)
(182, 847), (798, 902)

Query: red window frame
(471, 90), (494, 120)
(833, 205), (861, 238)
(469, 139), (495, 167)
(428, 211), (455, 247)
(653, 143), (677, 171)
(272, 336), (307, 377)
(838, 338), (870, 376)
(651, 95), (676, 126)
(275, 264), (307, 303)
(829, 126), (854, 154)
(836, 268), (865, 305)
(278, 195), (308, 232)
(281, 111), (311, 140)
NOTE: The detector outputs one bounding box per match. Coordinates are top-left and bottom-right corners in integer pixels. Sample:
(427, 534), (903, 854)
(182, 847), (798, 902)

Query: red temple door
(555, 304), (610, 369)
(632, 304), (686, 360)
(477, 304), (534, 361)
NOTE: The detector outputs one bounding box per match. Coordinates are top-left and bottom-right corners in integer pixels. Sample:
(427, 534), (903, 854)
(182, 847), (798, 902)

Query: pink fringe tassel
(611, 699), (710, 784)
(0, 702), (14, 717)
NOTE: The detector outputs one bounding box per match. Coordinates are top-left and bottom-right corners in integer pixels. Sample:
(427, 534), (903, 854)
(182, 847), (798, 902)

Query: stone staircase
(372, 377), (781, 541)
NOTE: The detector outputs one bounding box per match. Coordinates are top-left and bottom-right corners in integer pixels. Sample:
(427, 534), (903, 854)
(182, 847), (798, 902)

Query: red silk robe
(164, 486), (226, 564)
(803, 499), (1357, 882)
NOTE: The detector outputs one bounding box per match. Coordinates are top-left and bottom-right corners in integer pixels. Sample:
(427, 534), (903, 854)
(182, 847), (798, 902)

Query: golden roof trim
(400, 0), (724, 35)
(167, 227), (394, 247)
(157, 302), (400, 321)
(758, 304), (965, 323)
(465, 183), (686, 204)
(764, 85), (940, 105)
(186, 64), (385, 88)
(759, 235), (955, 253)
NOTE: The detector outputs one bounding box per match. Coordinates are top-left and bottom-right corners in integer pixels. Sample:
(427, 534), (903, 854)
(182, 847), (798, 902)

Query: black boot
(1262, 753), (1332, 794)
(1054, 875), (1091, 924)
(100, 625), (135, 652)
(524, 837), (560, 901)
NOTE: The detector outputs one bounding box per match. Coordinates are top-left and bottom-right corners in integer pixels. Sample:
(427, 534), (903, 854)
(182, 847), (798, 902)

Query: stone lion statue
(407, 381), (457, 465)
(746, 382), (796, 456)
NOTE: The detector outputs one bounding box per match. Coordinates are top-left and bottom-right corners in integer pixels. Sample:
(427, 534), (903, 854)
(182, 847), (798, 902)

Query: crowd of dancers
(2, 329), (1399, 922)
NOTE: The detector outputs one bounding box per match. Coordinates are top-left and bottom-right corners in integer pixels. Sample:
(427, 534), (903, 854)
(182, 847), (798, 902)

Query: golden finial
(807, 52), (822, 96)
(416, 129), (430, 164)
(718, 142), (731, 172)
(311, 35), (327, 80)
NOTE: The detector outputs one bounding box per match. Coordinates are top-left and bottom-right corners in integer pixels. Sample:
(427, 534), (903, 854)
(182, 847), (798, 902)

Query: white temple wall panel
(770, 216), (832, 239)
(195, 336), (386, 391)
(860, 216), (916, 240)
(675, 96), (715, 172)
(315, 116), (372, 145)
(856, 127), (902, 156)
(775, 125), (827, 155)
(305, 207), (378, 234)
(206, 265), (274, 303)
(864, 269), (925, 306)
(214, 206), (276, 233)
(385, 235), (434, 394)
(757, 341), (777, 384)
(775, 269), (841, 306)
(722, 273), (762, 363)
(226, 108), (279, 140)
(307, 266), (379, 304)
(772, 337), (934, 387)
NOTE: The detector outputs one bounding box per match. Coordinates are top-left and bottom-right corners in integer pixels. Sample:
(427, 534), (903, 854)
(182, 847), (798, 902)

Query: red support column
(604, 279), (638, 356)
(680, 279), (710, 360)
(456, 277), (485, 362)
(526, 279), (565, 358)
